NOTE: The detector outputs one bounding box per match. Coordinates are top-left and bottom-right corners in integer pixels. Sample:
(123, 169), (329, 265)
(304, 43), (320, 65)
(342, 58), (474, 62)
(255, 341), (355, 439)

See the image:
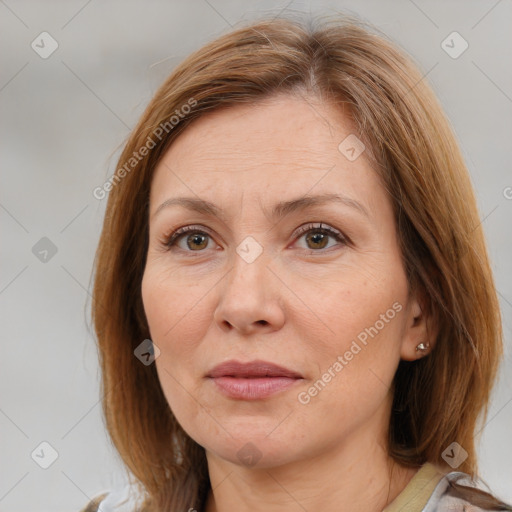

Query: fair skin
(141, 92), (435, 511)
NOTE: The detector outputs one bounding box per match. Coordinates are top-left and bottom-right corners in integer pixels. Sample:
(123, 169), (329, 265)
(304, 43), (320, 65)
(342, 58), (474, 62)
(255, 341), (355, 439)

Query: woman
(82, 14), (511, 512)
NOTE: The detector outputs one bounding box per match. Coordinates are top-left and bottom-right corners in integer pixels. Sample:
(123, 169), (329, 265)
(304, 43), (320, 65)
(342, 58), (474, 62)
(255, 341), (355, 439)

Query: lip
(208, 360), (303, 379)
(207, 360), (303, 400)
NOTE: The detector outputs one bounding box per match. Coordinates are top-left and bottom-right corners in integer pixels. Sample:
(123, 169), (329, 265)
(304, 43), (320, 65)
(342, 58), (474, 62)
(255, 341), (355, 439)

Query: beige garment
(383, 462), (445, 512)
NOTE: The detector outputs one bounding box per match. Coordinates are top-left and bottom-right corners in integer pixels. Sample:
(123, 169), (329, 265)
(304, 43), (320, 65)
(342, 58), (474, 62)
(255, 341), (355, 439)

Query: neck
(203, 426), (418, 512)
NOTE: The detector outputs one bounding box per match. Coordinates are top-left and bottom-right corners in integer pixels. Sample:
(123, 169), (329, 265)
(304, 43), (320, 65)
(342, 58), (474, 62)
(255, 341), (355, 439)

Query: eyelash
(160, 222), (348, 254)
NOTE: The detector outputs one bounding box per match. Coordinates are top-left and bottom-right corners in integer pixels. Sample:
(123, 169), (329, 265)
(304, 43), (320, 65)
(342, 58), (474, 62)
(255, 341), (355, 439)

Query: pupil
(308, 231), (327, 249)
(189, 234), (207, 250)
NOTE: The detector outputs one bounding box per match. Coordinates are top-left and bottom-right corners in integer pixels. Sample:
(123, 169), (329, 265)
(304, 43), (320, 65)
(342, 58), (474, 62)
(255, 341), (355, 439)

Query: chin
(198, 425), (305, 470)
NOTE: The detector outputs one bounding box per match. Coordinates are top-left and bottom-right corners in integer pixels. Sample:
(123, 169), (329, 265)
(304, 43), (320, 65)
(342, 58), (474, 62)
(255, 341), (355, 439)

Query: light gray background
(1, 1), (511, 510)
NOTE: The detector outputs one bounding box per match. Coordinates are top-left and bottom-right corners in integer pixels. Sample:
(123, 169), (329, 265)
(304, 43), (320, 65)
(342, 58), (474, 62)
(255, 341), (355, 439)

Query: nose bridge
(214, 234), (283, 332)
(227, 234), (270, 297)
(235, 233), (267, 266)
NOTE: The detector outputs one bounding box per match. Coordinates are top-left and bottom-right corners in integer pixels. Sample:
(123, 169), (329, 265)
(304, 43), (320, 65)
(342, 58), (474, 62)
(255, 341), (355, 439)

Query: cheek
(294, 288), (405, 434)
(141, 264), (218, 396)
(142, 265), (206, 343)
(291, 261), (407, 409)
(141, 267), (210, 423)
(295, 257), (405, 344)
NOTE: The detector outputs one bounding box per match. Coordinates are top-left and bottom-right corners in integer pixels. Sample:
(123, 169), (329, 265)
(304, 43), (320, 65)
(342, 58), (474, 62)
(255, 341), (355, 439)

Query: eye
(162, 225), (216, 252)
(160, 222), (348, 254)
(292, 223), (347, 252)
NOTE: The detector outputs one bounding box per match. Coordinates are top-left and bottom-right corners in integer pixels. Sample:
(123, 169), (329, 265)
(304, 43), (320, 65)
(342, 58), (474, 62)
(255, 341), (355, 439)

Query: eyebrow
(152, 193), (369, 222)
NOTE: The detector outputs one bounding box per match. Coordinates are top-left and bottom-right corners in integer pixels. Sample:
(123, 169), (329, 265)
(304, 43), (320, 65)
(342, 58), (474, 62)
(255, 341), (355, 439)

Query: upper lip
(207, 360), (303, 379)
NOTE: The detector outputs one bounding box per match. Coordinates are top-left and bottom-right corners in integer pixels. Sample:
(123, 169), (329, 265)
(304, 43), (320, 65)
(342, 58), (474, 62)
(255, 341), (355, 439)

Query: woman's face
(141, 93), (425, 469)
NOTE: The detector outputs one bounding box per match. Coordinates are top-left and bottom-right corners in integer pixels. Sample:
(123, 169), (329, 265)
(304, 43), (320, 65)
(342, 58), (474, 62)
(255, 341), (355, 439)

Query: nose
(213, 244), (286, 336)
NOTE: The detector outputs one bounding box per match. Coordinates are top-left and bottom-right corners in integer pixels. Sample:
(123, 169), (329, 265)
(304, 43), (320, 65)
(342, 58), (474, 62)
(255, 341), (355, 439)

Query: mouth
(206, 360), (303, 400)
(207, 360), (303, 379)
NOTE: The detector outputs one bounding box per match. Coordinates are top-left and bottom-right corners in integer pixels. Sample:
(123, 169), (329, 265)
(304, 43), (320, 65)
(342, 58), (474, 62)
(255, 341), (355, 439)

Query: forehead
(160, 93), (354, 167)
(149, 93), (384, 217)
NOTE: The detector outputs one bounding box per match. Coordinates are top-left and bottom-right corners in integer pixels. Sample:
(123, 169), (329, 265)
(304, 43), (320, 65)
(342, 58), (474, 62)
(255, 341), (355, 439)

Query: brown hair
(91, 13), (510, 511)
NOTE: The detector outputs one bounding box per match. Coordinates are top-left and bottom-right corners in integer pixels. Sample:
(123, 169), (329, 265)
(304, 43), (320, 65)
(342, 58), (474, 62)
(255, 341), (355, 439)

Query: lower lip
(210, 376), (301, 400)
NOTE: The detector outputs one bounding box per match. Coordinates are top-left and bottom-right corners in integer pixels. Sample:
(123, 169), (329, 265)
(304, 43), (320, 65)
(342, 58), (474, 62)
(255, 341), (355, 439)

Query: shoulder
(78, 484), (145, 512)
(424, 470), (512, 511)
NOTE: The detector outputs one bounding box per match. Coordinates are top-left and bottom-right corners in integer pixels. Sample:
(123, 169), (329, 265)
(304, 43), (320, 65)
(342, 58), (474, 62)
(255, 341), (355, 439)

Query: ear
(400, 289), (438, 361)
